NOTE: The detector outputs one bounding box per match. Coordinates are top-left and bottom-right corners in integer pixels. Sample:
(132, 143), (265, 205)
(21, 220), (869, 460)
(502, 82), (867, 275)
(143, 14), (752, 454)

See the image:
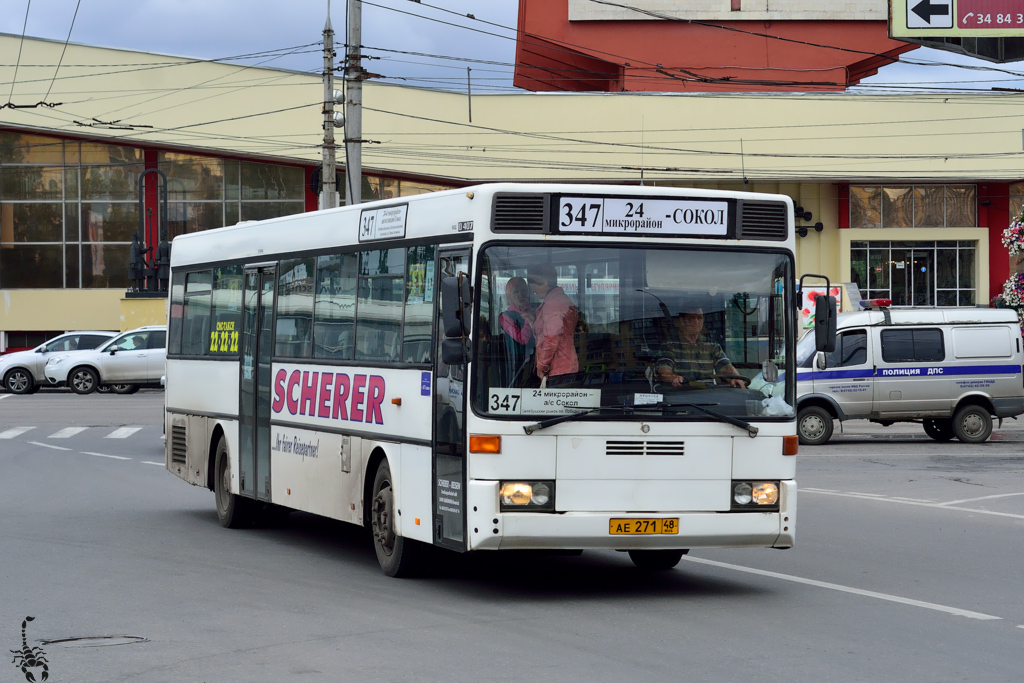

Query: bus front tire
(923, 418), (954, 442)
(215, 437), (253, 529)
(370, 458), (425, 577)
(628, 549), (687, 571)
(952, 405), (992, 444)
(797, 406), (834, 446)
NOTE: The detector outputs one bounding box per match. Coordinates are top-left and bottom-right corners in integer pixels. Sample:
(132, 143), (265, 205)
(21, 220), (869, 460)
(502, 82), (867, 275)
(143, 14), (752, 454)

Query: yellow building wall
(1, 290), (166, 333)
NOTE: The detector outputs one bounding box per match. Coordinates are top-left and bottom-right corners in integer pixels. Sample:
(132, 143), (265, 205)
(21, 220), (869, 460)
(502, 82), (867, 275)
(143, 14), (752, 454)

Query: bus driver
(656, 306), (745, 388)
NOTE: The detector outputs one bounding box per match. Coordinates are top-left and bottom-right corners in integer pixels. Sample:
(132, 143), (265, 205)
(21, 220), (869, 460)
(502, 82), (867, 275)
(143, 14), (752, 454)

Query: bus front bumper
(466, 481), (796, 551)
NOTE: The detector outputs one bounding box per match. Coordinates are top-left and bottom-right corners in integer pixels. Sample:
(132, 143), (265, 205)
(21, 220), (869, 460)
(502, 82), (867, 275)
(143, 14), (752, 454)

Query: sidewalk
(830, 416), (1024, 442)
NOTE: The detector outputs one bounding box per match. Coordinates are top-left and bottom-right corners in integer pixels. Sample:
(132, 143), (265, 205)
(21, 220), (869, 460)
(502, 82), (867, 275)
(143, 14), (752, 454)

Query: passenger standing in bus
(498, 276), (536, 386)
(528, 264), (579, 383)
(656, 306), (744, 388)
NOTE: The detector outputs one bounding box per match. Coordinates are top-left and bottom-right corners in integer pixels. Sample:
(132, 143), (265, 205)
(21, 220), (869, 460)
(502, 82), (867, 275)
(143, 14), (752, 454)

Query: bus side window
(314, 253), (357, 360)
(403, 245), (436, 363)
(210, 265), (243, 355)
(276, 257), (315, 359)
(355, 248), (406, 363)
(168, 271), (186, 355)
(181, 271), (212, 356)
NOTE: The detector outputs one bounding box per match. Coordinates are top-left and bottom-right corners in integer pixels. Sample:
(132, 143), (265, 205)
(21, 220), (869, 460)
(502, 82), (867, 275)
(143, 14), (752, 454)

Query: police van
(795, 301), (1024, 445)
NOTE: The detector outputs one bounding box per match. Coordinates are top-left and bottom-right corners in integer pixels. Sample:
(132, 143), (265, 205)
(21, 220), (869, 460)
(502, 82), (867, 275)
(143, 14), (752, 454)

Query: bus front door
(433, 248), (470, 551)
(239, 266), (276, 502)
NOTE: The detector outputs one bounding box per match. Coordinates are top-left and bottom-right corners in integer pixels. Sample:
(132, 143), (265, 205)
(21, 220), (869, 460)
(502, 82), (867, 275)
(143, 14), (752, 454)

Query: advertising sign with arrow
(891, 0), (1024, 37)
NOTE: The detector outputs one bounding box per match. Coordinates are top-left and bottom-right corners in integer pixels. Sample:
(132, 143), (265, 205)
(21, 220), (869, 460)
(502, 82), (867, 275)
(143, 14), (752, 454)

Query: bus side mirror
(441, 338), (471, 365)
(441, 274), (472, 338)
(814, 294), (837, 353)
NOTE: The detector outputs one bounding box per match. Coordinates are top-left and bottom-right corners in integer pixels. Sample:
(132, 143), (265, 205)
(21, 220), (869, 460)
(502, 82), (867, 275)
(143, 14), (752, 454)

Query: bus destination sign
(557, 196), (729, 237)
(359, 204), (408, 242)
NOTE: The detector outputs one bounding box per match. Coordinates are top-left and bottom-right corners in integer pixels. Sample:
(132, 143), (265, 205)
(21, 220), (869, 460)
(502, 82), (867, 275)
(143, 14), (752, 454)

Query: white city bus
(165, 183), (811, 576)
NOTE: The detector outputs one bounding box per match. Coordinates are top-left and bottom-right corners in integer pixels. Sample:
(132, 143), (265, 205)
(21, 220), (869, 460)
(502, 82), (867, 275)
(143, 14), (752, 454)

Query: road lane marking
(939, 492), (1024, 506)
(28, 441), (72, 451)
(683, 557), (1001, 621)
(0, 427), (35, 439)
(81, 451), (131, 461)
(802, 488), (1024, 520)
(106, 427), (142, 439)
(0, 394), (11, 400)
(49, 427), (88, 439)
(142, 461), (164, 466)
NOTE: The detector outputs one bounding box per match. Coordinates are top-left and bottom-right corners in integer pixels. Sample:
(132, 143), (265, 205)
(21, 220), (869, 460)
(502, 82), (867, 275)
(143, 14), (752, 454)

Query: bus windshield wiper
(523, 405), (639, 435)
(667, 402), (759, 438)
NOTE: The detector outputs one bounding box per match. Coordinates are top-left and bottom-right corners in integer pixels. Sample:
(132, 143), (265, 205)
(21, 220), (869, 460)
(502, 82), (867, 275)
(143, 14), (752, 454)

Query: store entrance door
(890, 247), (933, 306)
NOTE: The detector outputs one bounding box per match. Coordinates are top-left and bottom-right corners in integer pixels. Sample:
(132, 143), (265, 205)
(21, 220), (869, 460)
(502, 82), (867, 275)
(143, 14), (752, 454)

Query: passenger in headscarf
(498, 276), (535, 386)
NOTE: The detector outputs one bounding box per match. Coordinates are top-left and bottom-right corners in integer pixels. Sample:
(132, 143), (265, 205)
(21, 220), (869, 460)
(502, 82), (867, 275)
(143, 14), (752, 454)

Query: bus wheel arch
(206, 424), (227, 491)
(367, 451), (426, 577)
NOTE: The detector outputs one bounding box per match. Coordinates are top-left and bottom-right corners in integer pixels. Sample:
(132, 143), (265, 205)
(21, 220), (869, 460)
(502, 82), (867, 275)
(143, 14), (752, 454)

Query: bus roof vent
(737, 201), (788, 241)
(492, 193), (549, 232)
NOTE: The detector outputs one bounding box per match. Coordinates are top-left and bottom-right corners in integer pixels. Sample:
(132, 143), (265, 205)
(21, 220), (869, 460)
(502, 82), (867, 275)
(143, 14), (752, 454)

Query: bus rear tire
(923, 418), (954, 442)
(215, 437), (253, 529)
(628, 549), (687, 571)
(952, 405), (992, 444)
(797, 405), (833, 446)
(370, 458), (425, 577)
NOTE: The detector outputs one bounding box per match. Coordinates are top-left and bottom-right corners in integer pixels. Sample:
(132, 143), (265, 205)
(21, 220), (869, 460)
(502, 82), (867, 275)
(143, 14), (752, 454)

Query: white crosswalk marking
(106, 427), (142, 439)
(0, 427), (35, 439)
(49, 427), (88, 439)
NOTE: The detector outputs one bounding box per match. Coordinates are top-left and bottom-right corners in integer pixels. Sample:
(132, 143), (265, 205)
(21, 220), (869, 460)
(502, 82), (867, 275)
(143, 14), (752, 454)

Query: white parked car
(45, 325), (167, 395)
(0, 331), (117, 394)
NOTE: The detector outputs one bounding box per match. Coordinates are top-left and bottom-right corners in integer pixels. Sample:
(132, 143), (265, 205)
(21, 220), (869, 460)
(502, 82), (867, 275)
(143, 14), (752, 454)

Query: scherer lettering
(272, 369), (386, 425)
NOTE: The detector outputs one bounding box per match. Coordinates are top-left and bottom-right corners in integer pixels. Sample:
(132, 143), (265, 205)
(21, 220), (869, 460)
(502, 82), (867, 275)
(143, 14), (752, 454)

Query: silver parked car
(44, 325), (167, 395)
(0, 331), (117, 394)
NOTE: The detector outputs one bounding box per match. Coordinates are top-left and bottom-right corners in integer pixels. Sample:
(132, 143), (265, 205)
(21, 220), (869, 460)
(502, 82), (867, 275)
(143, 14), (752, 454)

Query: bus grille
(738, 201), (788, 241)
(492, 193), (548, 232)
(170, 424), (187, 464)
(606, 440), (686, 457)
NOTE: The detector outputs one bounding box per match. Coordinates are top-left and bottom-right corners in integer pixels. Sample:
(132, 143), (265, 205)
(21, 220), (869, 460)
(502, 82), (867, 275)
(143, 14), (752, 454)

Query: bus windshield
(475, 244), (794, 420)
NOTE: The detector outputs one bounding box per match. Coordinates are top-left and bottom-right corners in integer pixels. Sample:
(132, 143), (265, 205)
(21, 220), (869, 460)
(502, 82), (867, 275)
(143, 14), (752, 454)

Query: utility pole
(321, 9), (339, 209)
(345, 0), (362, 205)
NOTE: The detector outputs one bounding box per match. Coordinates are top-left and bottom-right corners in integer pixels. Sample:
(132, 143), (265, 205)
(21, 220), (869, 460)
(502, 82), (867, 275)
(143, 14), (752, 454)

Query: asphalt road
(1, 392), (1022, 682)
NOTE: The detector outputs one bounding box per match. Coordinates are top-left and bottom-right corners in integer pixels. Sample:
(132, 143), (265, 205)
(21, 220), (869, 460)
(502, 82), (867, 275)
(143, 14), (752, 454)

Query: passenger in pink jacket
(527, 263), (579, 382)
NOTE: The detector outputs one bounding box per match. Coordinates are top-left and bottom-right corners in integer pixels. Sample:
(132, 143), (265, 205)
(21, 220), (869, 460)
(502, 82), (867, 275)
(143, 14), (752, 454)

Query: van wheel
(952, 405), (992, 444)
(370, 458), (425, 577)
(797, 406), (833, 445)
(628, 549), (688, 570)
(923, 418), (954, 442)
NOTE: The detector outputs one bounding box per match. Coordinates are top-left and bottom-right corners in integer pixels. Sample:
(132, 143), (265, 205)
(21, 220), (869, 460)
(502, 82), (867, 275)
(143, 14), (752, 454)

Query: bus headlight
(731, 481), (780, 510)
(499, 481), (555, 512)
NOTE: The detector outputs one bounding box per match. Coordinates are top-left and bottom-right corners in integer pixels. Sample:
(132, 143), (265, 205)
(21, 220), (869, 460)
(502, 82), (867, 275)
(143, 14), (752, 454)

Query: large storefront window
(850, 241), (975, 306)
(850, 185), (976, 228)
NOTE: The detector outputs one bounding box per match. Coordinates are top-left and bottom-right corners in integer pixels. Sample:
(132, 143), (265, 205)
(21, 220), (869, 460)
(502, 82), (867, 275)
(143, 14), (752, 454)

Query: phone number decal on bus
(558, 197), (728, 236)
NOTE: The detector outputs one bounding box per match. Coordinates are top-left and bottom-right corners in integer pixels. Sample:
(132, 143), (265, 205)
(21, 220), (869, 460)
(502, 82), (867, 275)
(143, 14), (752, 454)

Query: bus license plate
(608, 518), (679, 535)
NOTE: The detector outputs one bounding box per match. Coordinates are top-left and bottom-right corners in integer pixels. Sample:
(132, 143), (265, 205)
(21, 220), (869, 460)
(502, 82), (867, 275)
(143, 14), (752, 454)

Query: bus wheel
(952, 405), (992, 444)
(628, 549), (688, 571)
(214, 437), (253, 529)
(370, 459), (424, 577)
(923, 418), (954, 442)
(797, 406), (833, 446)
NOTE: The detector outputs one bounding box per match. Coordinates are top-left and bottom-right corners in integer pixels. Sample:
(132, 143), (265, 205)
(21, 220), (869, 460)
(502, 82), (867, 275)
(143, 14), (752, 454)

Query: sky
(2, 0), (1024, 94)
